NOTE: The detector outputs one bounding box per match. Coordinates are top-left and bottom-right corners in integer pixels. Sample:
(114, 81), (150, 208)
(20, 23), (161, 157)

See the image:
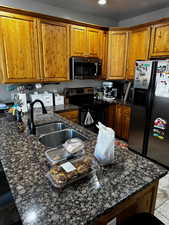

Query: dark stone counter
(53, 104), (79, 113)
(0, 109), (167, 225)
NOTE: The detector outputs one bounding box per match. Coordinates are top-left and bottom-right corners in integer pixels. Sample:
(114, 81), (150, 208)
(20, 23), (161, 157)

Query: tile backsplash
(0, 80), (102, 103)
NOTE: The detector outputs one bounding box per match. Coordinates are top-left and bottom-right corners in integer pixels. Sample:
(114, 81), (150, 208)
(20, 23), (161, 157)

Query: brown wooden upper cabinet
(150, 22), (169, 57)
(70, 25), (87, 56)
(101, 31), (108, 79)
(87, 28), (103, 58)
(0, 12), (40, 83)
(70, 25), (103, 58)
(107, 31), (128, 80)
(126, 26), (151, 80)
(38, 19), (69, 82)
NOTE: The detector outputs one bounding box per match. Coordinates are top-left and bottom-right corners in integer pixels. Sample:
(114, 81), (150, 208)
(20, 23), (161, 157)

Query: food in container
(47, 155), (98, 188)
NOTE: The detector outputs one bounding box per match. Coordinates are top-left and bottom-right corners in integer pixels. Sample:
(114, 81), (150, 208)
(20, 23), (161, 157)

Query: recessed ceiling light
(98, 0), (107, 5)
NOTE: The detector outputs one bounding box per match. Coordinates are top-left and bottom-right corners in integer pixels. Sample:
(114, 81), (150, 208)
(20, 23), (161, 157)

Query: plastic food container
(46, 155), (99, 189)
(63, 138), (84, 154)
(45, 147), (85, 165)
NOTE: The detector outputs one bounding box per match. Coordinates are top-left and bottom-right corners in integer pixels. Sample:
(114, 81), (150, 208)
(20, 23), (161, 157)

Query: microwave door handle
(72, 58), (75, 80)
(94, 63), (97, 76)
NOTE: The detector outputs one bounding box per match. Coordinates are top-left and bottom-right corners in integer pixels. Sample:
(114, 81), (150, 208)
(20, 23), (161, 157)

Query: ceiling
(34, 0), (169, 22)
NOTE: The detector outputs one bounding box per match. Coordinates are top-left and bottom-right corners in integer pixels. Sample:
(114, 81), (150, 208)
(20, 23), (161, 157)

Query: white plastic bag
(94, 122), (115, 165)
(84, 111), (94, 125)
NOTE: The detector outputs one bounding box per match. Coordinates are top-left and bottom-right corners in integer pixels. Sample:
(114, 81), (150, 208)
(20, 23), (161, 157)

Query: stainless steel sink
(36, 122), (69, 136)
(39, 129), (87, 148)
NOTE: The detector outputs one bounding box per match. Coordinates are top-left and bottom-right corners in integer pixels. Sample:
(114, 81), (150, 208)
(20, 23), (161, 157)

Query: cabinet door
(114, 104), (123, 137)
(87, 28), (102, 58)
(101, 31), (108, 79)
(0, 12), (40, 83)
(105, 104), (116, 128)
(58, 110), (79, 123)
(70, 25), (87, 56)
(107, 31), (128, 80)
(38, 20), (69, 82)
(150, 23), (169, 57)
(126, 27), (151, 80)
(121, 106), (131, 140)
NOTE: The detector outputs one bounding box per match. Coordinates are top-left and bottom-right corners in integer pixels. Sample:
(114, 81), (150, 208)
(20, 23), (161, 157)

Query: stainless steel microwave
(70, 56), (102, 80)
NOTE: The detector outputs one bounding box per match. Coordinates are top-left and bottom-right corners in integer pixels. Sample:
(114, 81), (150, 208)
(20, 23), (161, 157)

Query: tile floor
(155, 173), (169, 224)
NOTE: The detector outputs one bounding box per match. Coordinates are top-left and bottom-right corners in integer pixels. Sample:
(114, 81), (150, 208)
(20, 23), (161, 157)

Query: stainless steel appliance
(103, 82), (117, 99)
(70, 57), (102, 80)
(129, 60), (169, 168)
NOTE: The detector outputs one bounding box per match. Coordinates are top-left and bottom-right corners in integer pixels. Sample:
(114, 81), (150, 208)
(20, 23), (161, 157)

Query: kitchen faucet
(28, 99), (47, 135)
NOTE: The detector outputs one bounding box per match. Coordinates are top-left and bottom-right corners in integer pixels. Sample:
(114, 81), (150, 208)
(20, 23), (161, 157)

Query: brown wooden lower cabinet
(58, 110), (79, 123)
(121, 105), (131, 140)
(93, 180), (158, 225)
(105, 104), (131, 141)
(114, 104), (123, 137)
(105, 104), (116, 129)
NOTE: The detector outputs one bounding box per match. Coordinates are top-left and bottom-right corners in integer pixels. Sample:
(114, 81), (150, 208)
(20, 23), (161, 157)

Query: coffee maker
(103, 82), (117, 100)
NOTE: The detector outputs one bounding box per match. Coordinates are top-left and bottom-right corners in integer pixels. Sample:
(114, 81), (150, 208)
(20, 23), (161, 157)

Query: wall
(118, 6), (169, 27)
(0, 85), (13, 103)
(0, 0), (117, 26)
(0, 80), (102, 103)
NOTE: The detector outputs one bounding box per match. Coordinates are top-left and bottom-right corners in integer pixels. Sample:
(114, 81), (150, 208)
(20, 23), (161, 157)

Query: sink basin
(39, 129), (87, 148)
(36, 122), (69, 136)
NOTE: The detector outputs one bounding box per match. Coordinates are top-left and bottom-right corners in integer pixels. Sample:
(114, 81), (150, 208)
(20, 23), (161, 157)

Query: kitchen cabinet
(126, 26), (151, 80)
(105, 104), (116, 128)
(114, 104), (131, 140)
(70, 25), (103, 58)
(70, 25), (87, 56)
(87, 28), (103, 58)
(58, 110), (79, 123)
(38, 19), (69, 82)
(94, 181), (158, 225)
(150, 22), (169, 57)
(0, 12), (40, 83)
(121, 105), (131, 140)
(101, 31), (108, 79)
(107, 31), (128, 80)
(114, 104), (123, 137)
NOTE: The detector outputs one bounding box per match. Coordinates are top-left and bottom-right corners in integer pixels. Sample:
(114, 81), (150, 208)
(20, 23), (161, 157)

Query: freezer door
(147, 61), (169, 167)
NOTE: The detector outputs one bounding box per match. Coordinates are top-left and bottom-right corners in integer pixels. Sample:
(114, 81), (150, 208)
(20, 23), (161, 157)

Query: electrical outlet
(107, 217), (116, 225)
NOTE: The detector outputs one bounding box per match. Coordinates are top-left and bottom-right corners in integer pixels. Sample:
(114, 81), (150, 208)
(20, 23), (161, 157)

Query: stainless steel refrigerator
(128, 60), (169, 168)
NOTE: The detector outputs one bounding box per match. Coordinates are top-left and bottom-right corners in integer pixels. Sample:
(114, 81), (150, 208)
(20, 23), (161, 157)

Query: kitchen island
(0, 109), (167, 225)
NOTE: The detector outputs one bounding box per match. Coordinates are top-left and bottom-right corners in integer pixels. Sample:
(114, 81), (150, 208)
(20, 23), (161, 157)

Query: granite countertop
(0, 109), (167, 225)
(53, 104), (79, 113)
(92, 99), (131, 107)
